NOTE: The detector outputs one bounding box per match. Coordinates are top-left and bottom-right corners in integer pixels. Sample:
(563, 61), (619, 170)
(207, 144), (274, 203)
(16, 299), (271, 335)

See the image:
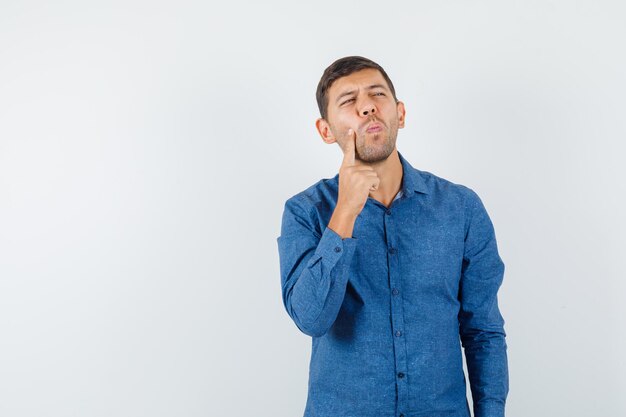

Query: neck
(356, 148), (403, 208)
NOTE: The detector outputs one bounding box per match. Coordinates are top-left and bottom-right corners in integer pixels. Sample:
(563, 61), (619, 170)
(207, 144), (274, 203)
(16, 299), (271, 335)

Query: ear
(396, 101), (406, 129)
(315, 118), (337, 144)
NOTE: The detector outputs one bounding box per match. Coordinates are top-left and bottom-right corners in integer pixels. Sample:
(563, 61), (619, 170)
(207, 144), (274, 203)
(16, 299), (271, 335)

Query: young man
(276, 56), (508, 417)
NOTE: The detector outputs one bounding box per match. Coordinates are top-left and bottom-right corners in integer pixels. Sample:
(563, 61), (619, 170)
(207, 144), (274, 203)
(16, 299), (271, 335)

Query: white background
(1, 1), (624, 416)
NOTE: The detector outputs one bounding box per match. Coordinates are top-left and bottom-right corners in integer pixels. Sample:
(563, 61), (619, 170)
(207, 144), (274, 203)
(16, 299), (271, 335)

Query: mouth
(366, 123), (383, 133)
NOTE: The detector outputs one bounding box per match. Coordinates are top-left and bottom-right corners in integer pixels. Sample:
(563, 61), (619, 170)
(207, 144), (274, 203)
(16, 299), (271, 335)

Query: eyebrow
(335, 84), (388, 104)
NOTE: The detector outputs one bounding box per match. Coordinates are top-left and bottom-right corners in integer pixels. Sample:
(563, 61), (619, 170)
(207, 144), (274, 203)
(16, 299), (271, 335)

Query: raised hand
(336, 128), (380, 218)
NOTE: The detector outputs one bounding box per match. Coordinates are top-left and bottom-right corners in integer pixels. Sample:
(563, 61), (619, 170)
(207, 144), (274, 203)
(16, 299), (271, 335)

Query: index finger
(341, 128), (356, 167)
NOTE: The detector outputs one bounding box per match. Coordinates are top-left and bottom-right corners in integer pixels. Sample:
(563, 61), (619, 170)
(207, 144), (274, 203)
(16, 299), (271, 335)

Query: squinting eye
(341, 98), (355, 105)
(374, 92), (385, 96)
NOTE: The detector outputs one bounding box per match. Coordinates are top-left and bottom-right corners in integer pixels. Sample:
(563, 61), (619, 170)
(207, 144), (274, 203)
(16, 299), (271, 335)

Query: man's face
(317, 68), (405, 163)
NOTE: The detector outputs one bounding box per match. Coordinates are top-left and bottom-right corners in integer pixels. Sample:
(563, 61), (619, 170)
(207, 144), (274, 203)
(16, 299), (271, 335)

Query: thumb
(341, 128), (356, 167)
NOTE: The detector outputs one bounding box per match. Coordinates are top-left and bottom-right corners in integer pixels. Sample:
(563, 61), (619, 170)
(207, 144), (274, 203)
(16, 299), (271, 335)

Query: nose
(359, 101), (376, 117)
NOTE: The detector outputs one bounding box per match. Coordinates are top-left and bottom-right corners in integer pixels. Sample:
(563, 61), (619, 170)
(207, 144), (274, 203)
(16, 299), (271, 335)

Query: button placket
(383, 206), (409, 415)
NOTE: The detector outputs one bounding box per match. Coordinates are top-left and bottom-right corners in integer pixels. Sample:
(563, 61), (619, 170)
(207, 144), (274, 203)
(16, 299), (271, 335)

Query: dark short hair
(316, 56), (398, 120)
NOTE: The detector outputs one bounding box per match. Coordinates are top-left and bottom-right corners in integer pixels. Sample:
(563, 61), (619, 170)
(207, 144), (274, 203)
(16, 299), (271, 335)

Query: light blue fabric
(277, 151), (508, 417)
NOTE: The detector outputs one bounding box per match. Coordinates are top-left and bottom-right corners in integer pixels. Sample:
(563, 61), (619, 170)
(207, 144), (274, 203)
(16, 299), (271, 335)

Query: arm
(458, 189), (509, 417)
(276, 197), (358, 337)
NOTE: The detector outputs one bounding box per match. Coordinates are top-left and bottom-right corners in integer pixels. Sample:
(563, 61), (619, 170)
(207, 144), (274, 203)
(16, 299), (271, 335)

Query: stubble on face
(334, 116), (399, 164)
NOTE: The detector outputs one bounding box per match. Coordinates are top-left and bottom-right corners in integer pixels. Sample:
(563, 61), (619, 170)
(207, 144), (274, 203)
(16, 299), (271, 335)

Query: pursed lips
(365, 122), (383, 133)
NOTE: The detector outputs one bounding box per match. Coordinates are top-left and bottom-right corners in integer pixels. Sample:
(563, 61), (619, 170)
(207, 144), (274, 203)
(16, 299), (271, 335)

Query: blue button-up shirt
(276, 151), (508, 417)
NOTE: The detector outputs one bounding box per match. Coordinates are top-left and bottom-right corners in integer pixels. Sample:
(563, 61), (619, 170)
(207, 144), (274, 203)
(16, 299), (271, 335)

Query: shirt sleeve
(458, 189), (509, 417)
(276, 197), (358, 337)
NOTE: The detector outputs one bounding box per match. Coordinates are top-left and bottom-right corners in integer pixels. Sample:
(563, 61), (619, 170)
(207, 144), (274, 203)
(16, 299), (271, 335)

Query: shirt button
(385, 209), (392, 215)
(397, 372), (405, 379)
(392, 288), (399, 295)
(388, 247), (397, 254)
(334, 246), (341, 253)
(395, 330), (402, 337)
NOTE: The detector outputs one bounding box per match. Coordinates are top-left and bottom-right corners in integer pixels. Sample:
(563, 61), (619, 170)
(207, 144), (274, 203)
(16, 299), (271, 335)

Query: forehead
(328, 68), (389, 99)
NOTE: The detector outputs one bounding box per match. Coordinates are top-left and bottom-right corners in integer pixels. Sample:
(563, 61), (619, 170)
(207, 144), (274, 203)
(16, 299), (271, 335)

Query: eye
(374, 92), (385, 96)
(341, 98), (355, 106)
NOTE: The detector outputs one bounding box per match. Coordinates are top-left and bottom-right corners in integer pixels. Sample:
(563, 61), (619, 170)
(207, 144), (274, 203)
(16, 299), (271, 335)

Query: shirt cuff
(474, 402), (505, 417)
(311, 226), (357, 266)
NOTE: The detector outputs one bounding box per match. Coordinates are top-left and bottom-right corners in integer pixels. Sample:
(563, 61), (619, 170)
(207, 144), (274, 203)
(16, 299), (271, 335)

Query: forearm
(279, 226), (357, 337)
(462, 326), (509, 417)
(327, 203), (358, 239)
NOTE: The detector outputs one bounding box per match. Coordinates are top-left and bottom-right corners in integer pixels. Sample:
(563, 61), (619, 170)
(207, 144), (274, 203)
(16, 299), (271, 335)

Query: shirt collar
(331, 150), (429, 196)
(397, 150), (429, 196)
